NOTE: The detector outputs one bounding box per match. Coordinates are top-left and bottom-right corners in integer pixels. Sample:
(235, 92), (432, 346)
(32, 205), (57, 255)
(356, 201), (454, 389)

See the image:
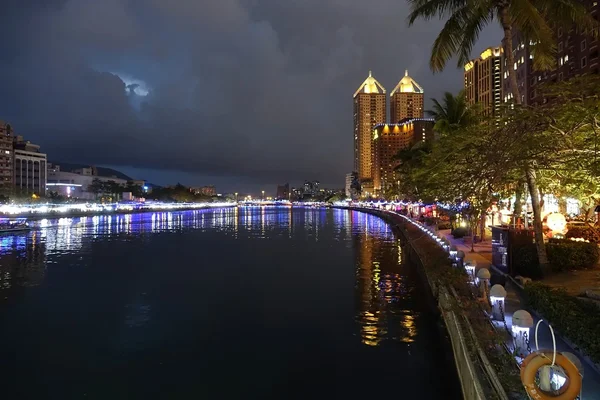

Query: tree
(408, 0), (598, 271)
(89, 178), (104, 199)
(427, 90), (474, 135)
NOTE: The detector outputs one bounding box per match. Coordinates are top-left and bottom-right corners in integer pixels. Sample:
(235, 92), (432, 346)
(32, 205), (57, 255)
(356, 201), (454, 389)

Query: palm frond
(508, 0), (556, 71)
(407, 0), (468, 24)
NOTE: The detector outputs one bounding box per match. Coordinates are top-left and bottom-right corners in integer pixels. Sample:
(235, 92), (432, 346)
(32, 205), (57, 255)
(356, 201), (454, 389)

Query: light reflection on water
(1, 208), (418, 345)
(0, 206), (459, 399)
(349, 210), (419, 346)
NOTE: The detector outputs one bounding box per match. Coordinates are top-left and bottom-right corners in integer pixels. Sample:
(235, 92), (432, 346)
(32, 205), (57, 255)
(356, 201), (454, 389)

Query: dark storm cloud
(0, 0), (501, 190)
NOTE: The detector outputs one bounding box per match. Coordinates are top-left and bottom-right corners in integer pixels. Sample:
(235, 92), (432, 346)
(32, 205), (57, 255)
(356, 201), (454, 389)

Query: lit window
(565, 55), (569, 62)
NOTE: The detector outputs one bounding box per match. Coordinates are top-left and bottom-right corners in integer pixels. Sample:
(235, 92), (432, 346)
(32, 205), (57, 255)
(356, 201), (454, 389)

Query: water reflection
(351, 210), (419, 346)
(0, 207), (421, 349)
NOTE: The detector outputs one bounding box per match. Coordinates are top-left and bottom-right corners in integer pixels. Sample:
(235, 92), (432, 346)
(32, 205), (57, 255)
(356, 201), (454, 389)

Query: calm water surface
(0, 207), (460, 399)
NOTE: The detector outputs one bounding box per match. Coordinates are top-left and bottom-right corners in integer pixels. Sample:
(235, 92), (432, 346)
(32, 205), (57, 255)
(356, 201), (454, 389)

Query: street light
(235, 192), (238, 202)
(262, 190), (265, 200)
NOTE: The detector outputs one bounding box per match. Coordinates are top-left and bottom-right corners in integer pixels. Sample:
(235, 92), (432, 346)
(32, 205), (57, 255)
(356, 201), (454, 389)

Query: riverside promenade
(437, 229), (600, 400)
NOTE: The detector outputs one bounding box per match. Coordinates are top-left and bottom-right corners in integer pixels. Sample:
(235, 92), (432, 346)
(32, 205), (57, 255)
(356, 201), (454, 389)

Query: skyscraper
(0, 121), (13, 195)
(464, 46), (503, 117)
(372, 119), (434, 193)
(502, 0), (600, 107)
(390, 70), (424, 123)
(353, 71), (386, 195)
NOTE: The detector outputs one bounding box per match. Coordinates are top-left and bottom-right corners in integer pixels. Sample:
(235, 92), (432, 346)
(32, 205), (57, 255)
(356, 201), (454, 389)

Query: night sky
(0, 0), (500, 194)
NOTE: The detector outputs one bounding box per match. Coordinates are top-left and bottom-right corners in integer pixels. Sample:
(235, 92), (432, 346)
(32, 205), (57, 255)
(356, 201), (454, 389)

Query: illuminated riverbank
(0, 201), (236, 220)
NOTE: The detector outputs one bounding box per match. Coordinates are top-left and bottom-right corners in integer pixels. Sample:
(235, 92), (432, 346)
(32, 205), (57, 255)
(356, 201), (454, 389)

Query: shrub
(566, 225), (600, 243)
(451, 227), (468, 238)
(512, 245), (544, 279)
(512, 240), (599, 275)
(547, 239), (600, 271)
(524, 283), (600, 364)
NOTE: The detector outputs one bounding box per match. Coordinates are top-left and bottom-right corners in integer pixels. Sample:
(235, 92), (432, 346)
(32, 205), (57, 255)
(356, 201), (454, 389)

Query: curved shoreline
(335, 206), (510, 400)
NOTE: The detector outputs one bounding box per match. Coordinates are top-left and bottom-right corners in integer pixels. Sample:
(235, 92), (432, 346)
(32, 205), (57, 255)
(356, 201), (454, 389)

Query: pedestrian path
(437, 229), (600, 400)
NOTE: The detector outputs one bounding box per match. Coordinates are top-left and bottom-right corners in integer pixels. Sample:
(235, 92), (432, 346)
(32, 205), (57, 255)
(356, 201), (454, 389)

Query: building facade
(47, 164), (128, 199)
(191, 186), (216, 196)
(0, 122), (13, 195)
(464, 46), (503, 117)
(390, 70), (424, 123)
(502, 1), (600, 105)
(276, 183), (290, 200)
(13, 136), (47, 195)
(372, 118), (435, 193)
(353, 71), (386, 194)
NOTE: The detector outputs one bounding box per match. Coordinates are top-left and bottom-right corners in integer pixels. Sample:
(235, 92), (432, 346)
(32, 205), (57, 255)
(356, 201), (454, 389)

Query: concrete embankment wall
(337, 206), (507, 400)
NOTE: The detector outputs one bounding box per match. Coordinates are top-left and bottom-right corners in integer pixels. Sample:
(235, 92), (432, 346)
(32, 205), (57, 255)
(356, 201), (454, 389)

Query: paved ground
(437, 229), (600, 399)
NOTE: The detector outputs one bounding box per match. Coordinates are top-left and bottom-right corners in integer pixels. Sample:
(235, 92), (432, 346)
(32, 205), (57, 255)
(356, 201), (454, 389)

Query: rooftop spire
(391, 70), (424, 96)
(354, 71), (386, 97)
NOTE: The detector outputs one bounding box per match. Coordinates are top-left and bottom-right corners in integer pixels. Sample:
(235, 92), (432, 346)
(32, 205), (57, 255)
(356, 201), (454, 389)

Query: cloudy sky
(0, 0), (501, 194)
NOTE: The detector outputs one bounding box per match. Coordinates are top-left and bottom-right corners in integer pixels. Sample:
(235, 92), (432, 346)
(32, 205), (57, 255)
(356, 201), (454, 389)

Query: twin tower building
(352, 70), (433, 197)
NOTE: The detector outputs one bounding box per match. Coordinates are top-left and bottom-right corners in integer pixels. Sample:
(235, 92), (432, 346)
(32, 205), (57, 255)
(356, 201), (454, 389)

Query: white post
(512, 310), (534, 358)
(476, 268), (491, 298)
(489, 284), (507, 321)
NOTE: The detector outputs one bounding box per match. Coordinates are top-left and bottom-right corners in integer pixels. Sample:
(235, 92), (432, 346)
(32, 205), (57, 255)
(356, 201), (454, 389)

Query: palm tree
(426, 90), (473, 134)
(408, 0), (598, 273)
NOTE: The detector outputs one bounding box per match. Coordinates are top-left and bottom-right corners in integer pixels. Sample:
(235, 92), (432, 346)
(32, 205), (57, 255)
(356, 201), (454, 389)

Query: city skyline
(0, 1), (502, 192)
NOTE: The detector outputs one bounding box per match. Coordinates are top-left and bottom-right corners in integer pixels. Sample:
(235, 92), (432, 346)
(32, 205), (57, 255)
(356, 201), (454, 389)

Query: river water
(0, 207), (460, 399)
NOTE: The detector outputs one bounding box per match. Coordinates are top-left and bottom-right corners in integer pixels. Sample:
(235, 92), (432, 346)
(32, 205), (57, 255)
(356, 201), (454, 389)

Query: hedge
(566, 225), (600, 244)
(524, 283), (600, 364)
(513, 239), (600, 278)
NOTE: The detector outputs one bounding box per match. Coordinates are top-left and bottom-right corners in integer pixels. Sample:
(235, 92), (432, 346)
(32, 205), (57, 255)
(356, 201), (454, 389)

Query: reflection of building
(464, 46), (503, 117)
(390, 70), (424, 123)
(353, 71), (386, 193)
(276, 183), (290, 200)
(0, 121), (13, 194)
(372, 119), (435, 193)
(0, 234), (47, 290)
(13, 136), (47, 195)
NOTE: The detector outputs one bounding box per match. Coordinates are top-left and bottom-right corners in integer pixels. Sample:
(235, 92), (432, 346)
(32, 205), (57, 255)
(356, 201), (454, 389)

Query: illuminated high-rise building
(372, 119), (434, 193)
(390, 70), (424, 123)
(464, 46), (503, 117)
(353, 71), (386, 195)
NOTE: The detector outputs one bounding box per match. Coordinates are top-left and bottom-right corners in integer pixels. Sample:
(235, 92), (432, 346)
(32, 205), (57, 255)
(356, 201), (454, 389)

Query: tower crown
(354, 71), (386, 97)
(391, 70), (423, 95)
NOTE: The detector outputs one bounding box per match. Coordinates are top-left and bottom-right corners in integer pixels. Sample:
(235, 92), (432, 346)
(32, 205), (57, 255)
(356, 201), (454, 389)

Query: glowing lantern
(546, 212), (567, 234)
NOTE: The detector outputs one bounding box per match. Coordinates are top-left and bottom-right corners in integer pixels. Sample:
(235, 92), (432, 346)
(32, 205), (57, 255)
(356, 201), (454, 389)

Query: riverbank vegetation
(524, 283), (600, 365)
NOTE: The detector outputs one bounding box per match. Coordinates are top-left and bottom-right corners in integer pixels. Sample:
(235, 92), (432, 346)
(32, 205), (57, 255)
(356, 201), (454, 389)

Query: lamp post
(235, 192), (238, 202)
(489, 284), (507, 321)
(512, 310), (534, 358)
(476, 268), (491, 298)
(262, 190), (265, 201)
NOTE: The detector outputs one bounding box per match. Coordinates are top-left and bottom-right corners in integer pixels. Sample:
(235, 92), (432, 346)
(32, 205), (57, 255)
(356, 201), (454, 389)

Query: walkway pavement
(437, 229), (600, 400)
